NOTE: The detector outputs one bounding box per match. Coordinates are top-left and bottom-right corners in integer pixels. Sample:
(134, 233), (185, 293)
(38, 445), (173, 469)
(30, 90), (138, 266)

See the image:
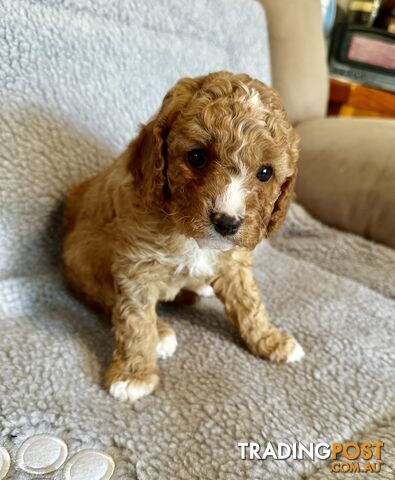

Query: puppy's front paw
(285, 342), (305, 363)
(268, 333), (304, 363)
(253, 329), (304, 363)
(108, 374), (159, 403)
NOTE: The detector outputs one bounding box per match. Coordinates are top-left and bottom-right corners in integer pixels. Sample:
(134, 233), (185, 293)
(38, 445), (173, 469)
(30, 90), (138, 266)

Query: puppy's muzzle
(211, 212), (243, 237)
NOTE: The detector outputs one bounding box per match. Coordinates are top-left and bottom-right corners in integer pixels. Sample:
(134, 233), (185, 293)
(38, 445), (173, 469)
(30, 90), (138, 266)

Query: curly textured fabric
(1, 1), (395, 479)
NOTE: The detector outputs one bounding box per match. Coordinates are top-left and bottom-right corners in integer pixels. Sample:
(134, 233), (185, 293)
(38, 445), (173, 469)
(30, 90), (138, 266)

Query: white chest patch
(176, 240), (219, 278)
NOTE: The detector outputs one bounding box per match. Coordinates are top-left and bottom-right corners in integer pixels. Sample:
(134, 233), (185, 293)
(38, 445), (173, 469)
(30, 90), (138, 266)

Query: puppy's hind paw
(196, 285), (214, 297)
(109, 374), (159, 403)
(156, 331), (177, 359)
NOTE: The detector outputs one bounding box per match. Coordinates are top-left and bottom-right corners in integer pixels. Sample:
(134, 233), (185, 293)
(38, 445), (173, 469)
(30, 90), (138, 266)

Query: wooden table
(328, 78), (395, 118)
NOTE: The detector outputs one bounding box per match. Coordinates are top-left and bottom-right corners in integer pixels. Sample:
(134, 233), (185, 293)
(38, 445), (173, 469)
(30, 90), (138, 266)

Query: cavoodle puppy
(63, 71), (304, 403)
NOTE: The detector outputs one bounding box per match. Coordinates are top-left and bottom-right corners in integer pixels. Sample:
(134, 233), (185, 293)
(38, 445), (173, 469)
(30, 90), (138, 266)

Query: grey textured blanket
(1, 1), (395, 479)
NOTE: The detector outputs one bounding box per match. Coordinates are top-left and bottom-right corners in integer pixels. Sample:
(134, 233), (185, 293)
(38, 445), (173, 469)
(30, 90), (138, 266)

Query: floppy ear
(266, 128), (299, 236)
(247, 77), (299, 237)
(266, 166), (297, 236)
(128, 77), (203, 206)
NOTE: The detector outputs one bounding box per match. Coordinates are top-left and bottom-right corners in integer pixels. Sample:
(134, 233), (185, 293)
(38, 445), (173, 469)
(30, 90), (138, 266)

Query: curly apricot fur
(63, 71), (302, 402)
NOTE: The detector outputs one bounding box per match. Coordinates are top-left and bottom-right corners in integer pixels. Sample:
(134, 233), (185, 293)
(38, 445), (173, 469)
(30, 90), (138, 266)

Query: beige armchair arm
(258, 0), (329, 124)
(295, 117), (395, 249)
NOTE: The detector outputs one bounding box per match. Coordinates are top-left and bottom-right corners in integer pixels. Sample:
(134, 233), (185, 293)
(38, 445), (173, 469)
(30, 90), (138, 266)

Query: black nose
(211, 213), (242, 236)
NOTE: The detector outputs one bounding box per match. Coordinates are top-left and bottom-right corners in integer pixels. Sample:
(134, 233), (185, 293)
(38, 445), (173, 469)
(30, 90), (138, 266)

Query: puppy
(63, 71), (303, 403)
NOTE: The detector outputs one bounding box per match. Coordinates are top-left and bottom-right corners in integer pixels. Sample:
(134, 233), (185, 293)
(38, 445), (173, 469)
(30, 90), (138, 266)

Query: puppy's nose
(211, 212), (242, 236)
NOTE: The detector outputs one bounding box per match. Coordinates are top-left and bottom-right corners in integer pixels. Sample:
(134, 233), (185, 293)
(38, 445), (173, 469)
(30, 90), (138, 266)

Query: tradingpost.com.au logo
(238, 441), (384, 474)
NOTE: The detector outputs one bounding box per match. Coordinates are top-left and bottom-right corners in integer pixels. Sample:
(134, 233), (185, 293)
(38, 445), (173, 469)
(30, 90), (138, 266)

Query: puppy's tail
(63, 177), (94, 234)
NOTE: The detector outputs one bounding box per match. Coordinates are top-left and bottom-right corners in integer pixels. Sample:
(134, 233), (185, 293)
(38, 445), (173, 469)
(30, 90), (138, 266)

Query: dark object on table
(329, 22), (395, 92)
(373, 0), (395, 32)
(346, 0), (382, 26)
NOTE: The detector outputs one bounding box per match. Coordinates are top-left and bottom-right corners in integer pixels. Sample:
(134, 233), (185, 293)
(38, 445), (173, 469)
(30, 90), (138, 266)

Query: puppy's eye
(257, 165), (273, 182)
(187, 149), (208, 169)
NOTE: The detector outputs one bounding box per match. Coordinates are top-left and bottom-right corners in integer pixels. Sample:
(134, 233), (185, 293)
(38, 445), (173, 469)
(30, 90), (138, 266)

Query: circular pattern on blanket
(0, 446), (11, 480)
(64, 449), (115, 480)
(16, 434), (68, 475)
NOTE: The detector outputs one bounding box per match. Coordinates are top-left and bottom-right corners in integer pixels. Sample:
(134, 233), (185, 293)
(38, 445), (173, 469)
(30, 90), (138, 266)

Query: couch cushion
(0, 0), (271, 276)
(295, 117), (395, 249)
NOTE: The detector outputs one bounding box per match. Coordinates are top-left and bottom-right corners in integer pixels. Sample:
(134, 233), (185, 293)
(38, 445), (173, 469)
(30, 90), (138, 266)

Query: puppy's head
(130, 71), (298, 250)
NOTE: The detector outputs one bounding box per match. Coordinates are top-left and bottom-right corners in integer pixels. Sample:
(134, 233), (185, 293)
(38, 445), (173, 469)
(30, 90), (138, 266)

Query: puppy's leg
(156, 318), (177, 360)
(104, 294), (160, 402)
(211, 250), (304, 363)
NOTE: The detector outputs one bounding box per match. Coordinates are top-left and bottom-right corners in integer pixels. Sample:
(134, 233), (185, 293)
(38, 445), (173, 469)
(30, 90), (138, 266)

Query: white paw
(286, 343), (305, 363)
(156, 331), (177, 359)
(196, 285), (214, 297)
(109, 376), (158, 402)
